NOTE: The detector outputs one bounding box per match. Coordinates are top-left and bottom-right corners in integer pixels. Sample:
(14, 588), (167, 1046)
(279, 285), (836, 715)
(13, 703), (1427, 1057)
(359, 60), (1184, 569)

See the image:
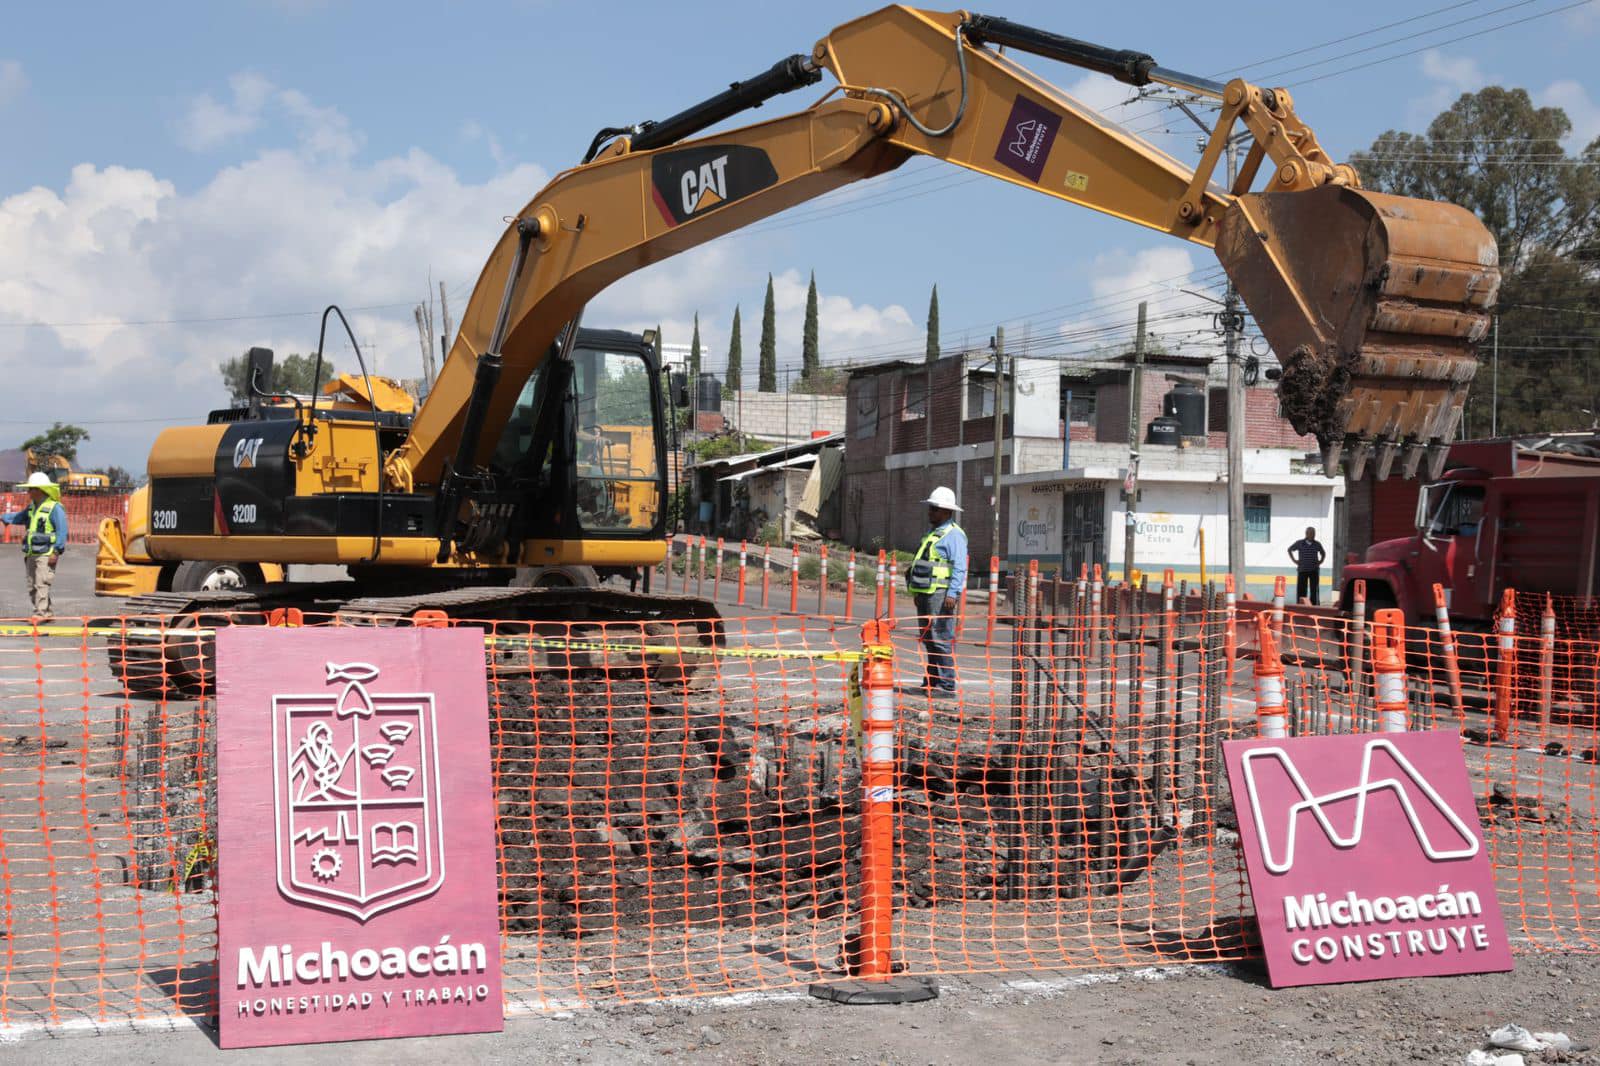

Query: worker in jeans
(906, 487), (967, 698)
(1287, 525), (1326, 605)
(3, 472), (69, 620)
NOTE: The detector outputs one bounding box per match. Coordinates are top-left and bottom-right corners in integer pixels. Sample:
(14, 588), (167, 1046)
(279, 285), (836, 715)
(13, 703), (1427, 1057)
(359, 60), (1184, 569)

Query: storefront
(1005, 455), (1343, 599)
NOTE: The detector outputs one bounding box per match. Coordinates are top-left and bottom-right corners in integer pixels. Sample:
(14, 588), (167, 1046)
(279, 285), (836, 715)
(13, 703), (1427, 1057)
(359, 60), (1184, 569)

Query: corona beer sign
(218, 628), (502, 1048)
(1223, 730), (1511, 987)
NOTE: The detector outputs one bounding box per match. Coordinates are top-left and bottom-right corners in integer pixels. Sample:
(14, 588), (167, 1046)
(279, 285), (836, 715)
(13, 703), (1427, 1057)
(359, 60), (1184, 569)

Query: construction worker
(906, 486), (967, 698)
(3, 472), (69, 620)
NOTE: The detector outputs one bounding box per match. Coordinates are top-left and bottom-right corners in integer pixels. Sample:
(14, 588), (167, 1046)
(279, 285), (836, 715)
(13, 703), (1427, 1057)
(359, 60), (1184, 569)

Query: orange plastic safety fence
(1, 594), (1597, 1035)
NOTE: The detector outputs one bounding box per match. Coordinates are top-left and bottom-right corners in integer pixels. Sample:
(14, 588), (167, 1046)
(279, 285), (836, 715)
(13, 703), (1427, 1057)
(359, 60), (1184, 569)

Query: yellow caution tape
(0, 623), (867, 663)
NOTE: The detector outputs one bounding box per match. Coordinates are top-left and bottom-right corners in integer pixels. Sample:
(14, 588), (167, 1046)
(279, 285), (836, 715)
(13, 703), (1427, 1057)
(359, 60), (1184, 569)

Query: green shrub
(798, 556), (822, 582)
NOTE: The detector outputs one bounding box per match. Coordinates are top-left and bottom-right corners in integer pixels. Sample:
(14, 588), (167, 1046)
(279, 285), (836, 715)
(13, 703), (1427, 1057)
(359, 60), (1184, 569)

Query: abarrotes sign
(217, 629), (502, 1049)
(1222, 730), (1511, 988)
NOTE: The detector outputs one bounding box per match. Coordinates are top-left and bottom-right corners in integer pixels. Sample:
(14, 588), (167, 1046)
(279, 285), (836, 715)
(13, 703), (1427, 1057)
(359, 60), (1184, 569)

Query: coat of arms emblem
(271, 661), (445, 920)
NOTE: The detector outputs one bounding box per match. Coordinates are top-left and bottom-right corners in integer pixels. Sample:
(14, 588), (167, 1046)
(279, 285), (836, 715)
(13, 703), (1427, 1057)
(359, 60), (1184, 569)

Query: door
(1062, 487), (1106, 576)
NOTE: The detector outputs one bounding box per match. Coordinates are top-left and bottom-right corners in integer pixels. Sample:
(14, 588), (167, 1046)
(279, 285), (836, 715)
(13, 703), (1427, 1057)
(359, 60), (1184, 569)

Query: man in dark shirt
(1287, 526), (1326, 605)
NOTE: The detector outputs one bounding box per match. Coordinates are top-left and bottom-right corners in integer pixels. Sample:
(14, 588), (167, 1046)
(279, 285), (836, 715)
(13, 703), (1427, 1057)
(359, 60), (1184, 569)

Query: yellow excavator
(100, 6), (1498, 691)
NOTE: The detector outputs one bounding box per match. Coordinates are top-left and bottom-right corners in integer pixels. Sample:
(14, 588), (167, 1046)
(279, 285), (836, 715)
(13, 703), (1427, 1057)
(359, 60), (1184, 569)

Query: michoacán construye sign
(217, 628), (503, 1048)
(1222, 730), (1511, 987)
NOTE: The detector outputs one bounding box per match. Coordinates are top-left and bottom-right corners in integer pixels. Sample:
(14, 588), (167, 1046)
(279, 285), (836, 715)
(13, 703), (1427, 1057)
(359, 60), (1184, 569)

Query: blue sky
(3, 0), (1597, 469)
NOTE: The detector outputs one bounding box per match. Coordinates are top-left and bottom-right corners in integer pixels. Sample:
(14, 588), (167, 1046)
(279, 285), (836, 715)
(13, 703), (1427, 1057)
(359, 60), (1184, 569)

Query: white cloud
(0, 86), (550, 467)
(1055, 246), (1216, 360)
(177, 72), (274, 151)
(1408, 49), (1493, 128)
(0, 75), (924, 467)
(460, 120), (507, 168)
(1536, 79), (1600, 151)
(177, 73), (360, 158)
(1064, 72), (1140, 120)
(0, 60), (27, 107)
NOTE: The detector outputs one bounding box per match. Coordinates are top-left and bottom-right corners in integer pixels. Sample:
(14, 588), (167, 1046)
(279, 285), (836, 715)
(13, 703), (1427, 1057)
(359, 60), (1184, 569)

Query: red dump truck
(1342, 439), (1600, 627)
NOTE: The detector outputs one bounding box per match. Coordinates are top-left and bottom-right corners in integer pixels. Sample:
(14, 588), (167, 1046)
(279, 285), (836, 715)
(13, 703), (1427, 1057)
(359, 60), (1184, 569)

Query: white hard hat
(18, 472), (54, 490)
(923, 486), (961, 512)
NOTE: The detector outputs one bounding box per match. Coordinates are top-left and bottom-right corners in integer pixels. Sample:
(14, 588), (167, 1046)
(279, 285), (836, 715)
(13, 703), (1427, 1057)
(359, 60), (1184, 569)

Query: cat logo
(233, 437), (266, 469)
(680, 155), (730, 217)
(651, 145), (778, 227)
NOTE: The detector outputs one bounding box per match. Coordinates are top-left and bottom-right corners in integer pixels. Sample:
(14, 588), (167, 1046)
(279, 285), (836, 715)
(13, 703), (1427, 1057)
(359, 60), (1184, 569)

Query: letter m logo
(1239, 738), (1480, 875)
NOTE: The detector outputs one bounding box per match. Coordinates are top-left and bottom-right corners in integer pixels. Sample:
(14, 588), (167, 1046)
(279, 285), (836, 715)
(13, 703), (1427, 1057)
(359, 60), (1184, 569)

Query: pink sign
(216, 628), (503, 1048)
(1222, 730), (1512, 987)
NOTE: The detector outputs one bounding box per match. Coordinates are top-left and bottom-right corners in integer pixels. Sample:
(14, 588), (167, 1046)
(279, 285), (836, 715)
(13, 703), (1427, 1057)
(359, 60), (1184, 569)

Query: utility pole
(413, 305), (433, 387)
(1123, 302), (1147, 584)
(1224, 139), (1246, 597)
(990, 326), (1006, 569)
(438, 280), (453, 382)
(1491, 314), (1499, 437)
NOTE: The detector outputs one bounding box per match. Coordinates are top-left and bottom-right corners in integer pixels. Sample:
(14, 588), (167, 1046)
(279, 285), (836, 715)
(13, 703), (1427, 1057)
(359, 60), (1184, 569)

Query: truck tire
(171, 560), (262, 593)
(513, 565), (600, 589)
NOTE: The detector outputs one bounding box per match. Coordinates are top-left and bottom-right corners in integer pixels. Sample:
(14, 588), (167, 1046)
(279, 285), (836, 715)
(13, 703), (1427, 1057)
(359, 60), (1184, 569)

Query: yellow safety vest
(907, 522), (961, 595)
(25, 500), (59, 556)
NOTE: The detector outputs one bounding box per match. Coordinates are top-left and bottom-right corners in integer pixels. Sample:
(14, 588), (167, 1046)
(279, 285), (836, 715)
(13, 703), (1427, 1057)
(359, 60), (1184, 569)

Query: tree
(689, 313), (702, 378)
(726, 305), (743, 392)
(759, 274), (778, 392)
(801, 271), (820, 379)
(22, 423), (89, 467)
(925, 284), (941, 363)
(1351, 87), (1598, 275)
(103, 465), (138, 491)
(1352, 86), (1600, 437)
(219, 352), (335, 404)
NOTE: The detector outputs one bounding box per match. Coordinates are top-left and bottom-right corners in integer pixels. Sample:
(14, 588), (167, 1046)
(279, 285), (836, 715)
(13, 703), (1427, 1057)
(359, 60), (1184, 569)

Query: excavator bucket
(1216, 185), (1499, 480)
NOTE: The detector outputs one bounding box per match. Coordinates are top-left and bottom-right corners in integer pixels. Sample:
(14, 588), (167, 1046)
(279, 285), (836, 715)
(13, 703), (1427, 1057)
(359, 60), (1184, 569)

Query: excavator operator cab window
(1419, 482), (1486, 538)
(571, 347), (663, 535)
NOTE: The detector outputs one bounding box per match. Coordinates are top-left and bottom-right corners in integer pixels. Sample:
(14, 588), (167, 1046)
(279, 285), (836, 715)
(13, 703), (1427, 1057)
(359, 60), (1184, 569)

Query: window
(1208, 388), (1228, 432)
(573, 348), (662, 534)
(1421, 483), (1486, 536)
(966, 370), (1010, 419)
(1244, 493), (1271, 543)
(904, 374), (927, 420)
(853, 380), (879, 439)
(1066, 388), (1096, 425)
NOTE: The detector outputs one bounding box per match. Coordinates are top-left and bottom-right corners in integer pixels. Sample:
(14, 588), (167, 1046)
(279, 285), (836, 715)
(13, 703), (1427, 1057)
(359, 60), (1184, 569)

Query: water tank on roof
(1146, 416), (1182, 447)
(1163, 381), (1207, 440)
(695, 372), (722, 413)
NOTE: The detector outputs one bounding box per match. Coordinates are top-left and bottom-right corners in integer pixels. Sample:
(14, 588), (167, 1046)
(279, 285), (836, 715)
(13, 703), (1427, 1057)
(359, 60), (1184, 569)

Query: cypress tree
(925, 284), (941, 363)
(758, 274), (777, 392)
(689, 313), (702, 378)
(726, 305), (743, 391)
(801, 271), (820, 380)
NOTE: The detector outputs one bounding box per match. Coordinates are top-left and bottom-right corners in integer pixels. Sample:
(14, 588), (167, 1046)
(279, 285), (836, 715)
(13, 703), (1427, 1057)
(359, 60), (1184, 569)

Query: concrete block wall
(722, 392), (845, 441)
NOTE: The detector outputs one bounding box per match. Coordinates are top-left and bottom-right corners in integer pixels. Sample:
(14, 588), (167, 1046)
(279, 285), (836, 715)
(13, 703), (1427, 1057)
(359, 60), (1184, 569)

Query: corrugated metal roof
(799, 445), (842, 516)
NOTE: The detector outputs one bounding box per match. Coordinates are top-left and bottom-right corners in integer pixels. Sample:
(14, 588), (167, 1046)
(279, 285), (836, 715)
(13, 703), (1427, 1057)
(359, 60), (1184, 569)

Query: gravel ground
(10, 956), (1599, 1064)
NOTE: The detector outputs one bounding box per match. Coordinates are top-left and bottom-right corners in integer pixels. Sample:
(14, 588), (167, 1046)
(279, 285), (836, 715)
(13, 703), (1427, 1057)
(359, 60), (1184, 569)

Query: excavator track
(104, 583), (723, 698)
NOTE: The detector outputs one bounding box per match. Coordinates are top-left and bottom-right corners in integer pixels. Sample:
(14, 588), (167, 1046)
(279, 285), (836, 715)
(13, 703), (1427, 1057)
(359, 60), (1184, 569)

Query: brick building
(843, 350), (1345, 597)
